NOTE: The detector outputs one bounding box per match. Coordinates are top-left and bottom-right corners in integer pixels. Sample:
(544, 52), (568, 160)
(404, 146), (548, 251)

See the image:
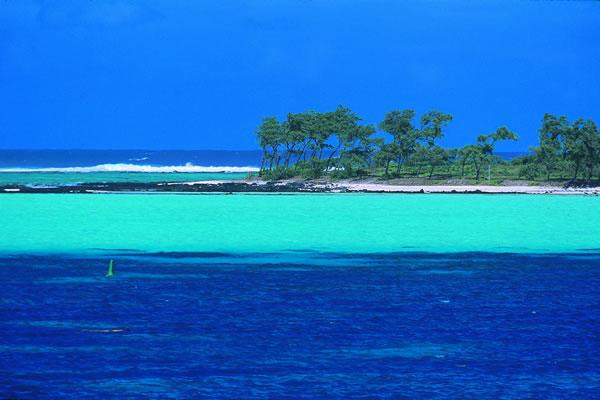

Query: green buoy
(106, 259), (114, 277)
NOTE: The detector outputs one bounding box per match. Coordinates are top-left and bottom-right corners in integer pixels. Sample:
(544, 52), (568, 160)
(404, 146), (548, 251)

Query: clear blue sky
(0, 0), (598, 151)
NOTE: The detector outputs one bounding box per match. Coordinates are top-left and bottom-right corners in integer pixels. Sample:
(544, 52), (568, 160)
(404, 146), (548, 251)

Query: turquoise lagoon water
(0, 193), (598, 255)
(0, 171), (248, 186)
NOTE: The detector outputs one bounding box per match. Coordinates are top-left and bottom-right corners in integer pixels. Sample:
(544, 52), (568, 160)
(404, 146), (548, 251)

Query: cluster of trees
(517, 114), (599, 183)
(256, 106), (375, 179)
(255, 106), (599, 184)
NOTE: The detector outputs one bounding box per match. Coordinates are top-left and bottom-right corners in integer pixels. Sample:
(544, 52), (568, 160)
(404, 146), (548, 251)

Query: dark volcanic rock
(0, 181), (342, 194)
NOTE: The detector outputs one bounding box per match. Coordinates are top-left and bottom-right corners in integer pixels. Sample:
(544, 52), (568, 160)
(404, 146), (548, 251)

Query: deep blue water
(2, 252), (599, 399)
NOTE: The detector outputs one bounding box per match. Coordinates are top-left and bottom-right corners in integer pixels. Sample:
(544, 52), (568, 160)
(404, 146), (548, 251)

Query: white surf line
(0, 163), (260, 173)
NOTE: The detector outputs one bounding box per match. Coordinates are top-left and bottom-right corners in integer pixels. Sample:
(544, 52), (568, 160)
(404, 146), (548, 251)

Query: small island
(2, 108), (598, 195)
(253, 107), (598, 187)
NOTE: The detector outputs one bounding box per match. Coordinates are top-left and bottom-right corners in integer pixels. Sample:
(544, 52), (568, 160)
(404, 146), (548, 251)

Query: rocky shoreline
(0, 181), (336, 194)
(1, 180), (599, 195)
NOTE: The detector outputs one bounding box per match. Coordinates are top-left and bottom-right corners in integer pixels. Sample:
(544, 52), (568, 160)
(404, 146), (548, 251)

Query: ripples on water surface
(2, 252), (599, 399)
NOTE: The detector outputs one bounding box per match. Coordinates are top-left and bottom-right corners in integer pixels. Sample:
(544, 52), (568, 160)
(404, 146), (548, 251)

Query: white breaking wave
(0, 163), (260, 173)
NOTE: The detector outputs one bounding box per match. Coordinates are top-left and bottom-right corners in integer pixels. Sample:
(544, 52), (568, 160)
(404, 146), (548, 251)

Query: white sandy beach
(328, 182), (600, 195)
(167, 180), (600, 195)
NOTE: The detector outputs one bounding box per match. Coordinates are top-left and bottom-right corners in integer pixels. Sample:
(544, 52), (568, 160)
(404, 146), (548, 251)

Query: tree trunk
(384, 160), (391, 178)
(284, 144), (297, 168)
(259, 150), (267, 172)
(325, 143), (343, 172)
(572, 161), (580, 181)
(310, 139), (321, 160)
(299, 142), (309, 162)
(395, 156), (404, 175)
(429, 164), (434, 180)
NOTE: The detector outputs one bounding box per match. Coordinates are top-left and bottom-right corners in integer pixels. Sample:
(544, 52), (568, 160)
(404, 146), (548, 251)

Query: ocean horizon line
(0, 148), (264, 152)
(0, 148), (533, 154)
(0, 149), (530, 171)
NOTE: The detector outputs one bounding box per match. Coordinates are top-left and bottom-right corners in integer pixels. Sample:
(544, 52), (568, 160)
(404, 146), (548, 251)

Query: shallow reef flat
(1, 193), (599, 254)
